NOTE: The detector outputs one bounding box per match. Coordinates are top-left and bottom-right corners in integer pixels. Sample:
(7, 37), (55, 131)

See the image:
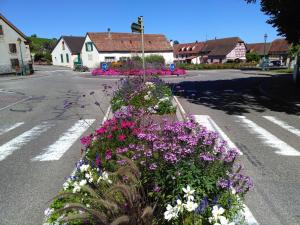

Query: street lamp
(17, 38), (24, 75)
(263, 33), (268, 71)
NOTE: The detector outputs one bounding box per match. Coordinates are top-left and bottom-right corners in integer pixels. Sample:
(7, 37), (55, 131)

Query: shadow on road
(169, 75), (300, 116)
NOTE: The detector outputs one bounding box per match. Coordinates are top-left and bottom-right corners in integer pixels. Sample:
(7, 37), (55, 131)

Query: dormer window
(62, 41), (65, 50)
(0, 25), (3, 35)
(85, 42), (93, 52)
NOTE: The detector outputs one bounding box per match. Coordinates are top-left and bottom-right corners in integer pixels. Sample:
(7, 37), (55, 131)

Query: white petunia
(184, 200), (198, 212)
(145, 82), (155, 88)
(44, 208), (54, 217)
(72, 182), (81, 193)
(214, 216), (235, 225)
(164, 204), (178, 221)
(182, 185), (195, 201)
(212, 205), (225, 220)
(80, 164), (90, 173)
(144, 95), (151, 100)
(176, 199), (184, 212)
(79, 179), (87, 186)
(63, 181), (70, 190)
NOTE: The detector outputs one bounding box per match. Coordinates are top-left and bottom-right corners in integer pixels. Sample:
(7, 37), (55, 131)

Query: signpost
(101, 62), (107, 72)
(170, 63), (175, 73)
(131, 16), (145, 81)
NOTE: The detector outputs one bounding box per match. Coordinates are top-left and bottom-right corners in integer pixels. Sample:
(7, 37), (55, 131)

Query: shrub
(74, 65), (89, 72)
(246, 52), (260, 62)
(145, 54), (165, 65)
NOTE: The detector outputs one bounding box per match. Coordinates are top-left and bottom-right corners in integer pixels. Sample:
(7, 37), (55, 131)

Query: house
(174, 42), (206, 64)
(246, 42), (271, 57)
(81, 32), (174, 68)
(247, 39), (290, 65)
(0, 14), (32, 74)
(200, 37), (246, 64)
(51, 36), (85, 68)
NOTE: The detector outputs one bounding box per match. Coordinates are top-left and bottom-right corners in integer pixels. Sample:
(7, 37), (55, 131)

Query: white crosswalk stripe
(0, 122), (24, 136)
(237, 116), (300, 156)
(32, 119), (95, 161)
(0, 122), (53, 161)
(193, 115), (243, 155)
(263, 115), (300, 137)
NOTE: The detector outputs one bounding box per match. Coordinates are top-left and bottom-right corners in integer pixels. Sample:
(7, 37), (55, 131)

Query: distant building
(81, 32), (174, 68)
(51, 36), (85, 68)
(247, 38), (291, 65)
(174, 37), (246, 64)
(0, 14), (31, 74)
(174, 42), (206, 64)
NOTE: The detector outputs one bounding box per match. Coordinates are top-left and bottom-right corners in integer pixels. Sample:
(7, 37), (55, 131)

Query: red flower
(118, 134), (126, 141)
(107, 134), (113, 139)
(96, 127), (106, 135)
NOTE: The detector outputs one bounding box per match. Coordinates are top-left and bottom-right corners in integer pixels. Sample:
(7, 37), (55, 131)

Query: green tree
(246, 52), (260, 62)
(173, 40), (179, 45)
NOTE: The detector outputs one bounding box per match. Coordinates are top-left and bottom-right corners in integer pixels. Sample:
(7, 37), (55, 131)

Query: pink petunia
(118, 134), (126, 141)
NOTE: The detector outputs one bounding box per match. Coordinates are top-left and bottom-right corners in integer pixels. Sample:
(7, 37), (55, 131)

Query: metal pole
(141, 17), (145, 82)
(18, 39), (25, 75)
(263, 34), (267, 71)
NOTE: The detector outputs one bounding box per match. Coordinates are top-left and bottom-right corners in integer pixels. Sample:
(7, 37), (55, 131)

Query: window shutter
(85, 43), (88, 51)
(91, 43), (93, 51)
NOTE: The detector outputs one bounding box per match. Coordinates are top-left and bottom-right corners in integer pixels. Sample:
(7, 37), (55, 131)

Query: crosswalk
(0, 119), (95, 162)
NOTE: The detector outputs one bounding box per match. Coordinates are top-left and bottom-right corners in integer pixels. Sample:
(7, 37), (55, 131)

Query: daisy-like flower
(176, 199), (184, 212)
(79, 179), (87, 186)
(182, 185), (195, 201)
(164, 204), (178, 221)
(79, 164), (90, 173)
(214, 216), (235, 225)
(212, 205), (225, 220)
(63, 179), (70, 190)
(72, 182), (81, 193)
(85, 172), (93, 183)
(184, 200), (198, 212)
(97, 171), (112, 184)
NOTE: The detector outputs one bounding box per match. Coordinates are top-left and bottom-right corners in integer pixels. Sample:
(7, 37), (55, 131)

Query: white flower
(44, 208), (54, 217)
(85, 172), (94, 183)
(72, 182), (81, 193)
(86, 204), (90, 208)
(144, 95), (151, 100)
(212, 205), (225, 220)
(80, 164), (90, 173)
(154, 104), (159, 109)
(164, 204), (178, 221)
(79, 179), (87, 186)
(230, 187), (236, 195)
(97, 171), (112, 184)
(145, 82), (155, 88)
(63, 181), (70, 190)
(182, 185), (195, 201)
(147, 91), (151, 95)
(159, 97), (169, 102)
(184, 200), (198, 212)
(214, 216), (235, 225)
(176, 199), (184, 212)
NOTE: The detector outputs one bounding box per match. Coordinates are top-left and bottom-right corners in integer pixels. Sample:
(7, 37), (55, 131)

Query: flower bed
(91, 68), (186, 76)
(45, 77), (253, 225)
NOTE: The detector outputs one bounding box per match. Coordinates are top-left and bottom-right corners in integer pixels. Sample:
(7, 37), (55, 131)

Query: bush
(246, 52), (260, 62)
(145, 54), (165, 65)
(74, 65), (89, 72)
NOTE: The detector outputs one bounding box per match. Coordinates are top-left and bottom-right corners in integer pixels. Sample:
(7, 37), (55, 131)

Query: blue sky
(0, 0), (280, 43)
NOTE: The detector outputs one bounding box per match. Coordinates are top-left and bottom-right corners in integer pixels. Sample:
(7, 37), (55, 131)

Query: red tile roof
(174, 42), (205, 55)
(268, 39), (290, 55)
(87, 32), (173, 53)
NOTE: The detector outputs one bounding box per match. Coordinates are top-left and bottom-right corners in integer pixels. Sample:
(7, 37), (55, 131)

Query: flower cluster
(91, 68), (186, 76)
(209, 206), (235, 225)
(164, 185), (199, 221)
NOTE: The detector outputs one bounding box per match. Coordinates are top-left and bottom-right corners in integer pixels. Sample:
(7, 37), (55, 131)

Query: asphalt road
(164, 70), (300, 225)
(0, 68), (299, 225)
(0, 67), (118, 225)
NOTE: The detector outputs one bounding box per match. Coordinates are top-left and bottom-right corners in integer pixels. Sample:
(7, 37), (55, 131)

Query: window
(10, 58), (19, 68)
(88, 54), (93, 61)
(62, 41), (65, 50)
(60, 54), (64, 63)
(66, 53), (69, 63)
(85, 42), (93, 52)
(9, 43), (17, 53)
(0, 25), (3, 35)
(105, 57), (115, 62)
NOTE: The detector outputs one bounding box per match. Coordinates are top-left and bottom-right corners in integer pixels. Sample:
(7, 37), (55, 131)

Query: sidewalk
(259, 74), (300, 108)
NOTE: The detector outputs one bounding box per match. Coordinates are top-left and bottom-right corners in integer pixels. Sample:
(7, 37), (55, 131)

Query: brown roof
(0, 14), (28, 40)
(87, 32), (173, 53)
(174, 42), (205, 55)
(62, 36), (85, 54)
(201, 37), (244, 57)
(269, 39), (290, 55)
(247, 43), (271, 55)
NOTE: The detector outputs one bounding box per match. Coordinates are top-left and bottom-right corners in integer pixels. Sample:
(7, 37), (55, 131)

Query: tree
(31, 34), (37, 38)
(246, 0), (300, 84)
(246, 52), (260, 62)
(173, 40), (179, 45)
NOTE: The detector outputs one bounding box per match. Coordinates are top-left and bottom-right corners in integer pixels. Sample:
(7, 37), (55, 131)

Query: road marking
(0, 97), (32, 111)
(0, 122), (52, 161)
(194, 115), (243, 155)
(237, 116), (300, 156)
(263, 116), (300, 137)
(33, 119), (95, 161)
(0, 122), (24, 136)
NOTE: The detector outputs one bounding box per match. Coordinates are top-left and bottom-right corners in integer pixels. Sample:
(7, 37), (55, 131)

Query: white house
(51, 36), (85, 68)
(0, 14), (31, 74)
(81, 32), (174, 68)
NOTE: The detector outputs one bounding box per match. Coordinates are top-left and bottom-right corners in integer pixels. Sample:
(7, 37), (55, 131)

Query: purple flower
(116, 160), (126, 165)
(153, 185), (161, 192)
(199, 152), (215, 161)
(217, 178), (233, 189)
(149, 163), (157, 170)
(105, 150), (112, 160)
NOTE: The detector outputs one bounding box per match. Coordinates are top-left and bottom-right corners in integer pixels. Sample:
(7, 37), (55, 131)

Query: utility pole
(263, 33), (268, 71)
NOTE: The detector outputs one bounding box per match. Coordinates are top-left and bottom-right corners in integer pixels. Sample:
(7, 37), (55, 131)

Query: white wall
(0, 18), (31, 74)
(51, 38), (75, 68)
(226, 43), (247, 61)
(81, 35), (101, 68)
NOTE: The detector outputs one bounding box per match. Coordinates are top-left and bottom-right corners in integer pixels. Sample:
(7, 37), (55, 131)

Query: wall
(0, 18), (31, 74)
(226, 42), (247, 61)
(81, 35), (101, 68)
(51, 38), (74, 68)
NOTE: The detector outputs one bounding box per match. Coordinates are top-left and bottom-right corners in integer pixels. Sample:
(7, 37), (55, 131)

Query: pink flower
(105, 150), (112, 160)
(118, 134), (126, 141)
(107, 134), (113, 139)
(80, 135), (92, 147)
(96, 127), (106, 135)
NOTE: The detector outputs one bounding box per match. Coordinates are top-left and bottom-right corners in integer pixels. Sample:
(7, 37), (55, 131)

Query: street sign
(170, 63), (175, 72)
(131, 22), (142, 33)
(101, 63), (107, 72)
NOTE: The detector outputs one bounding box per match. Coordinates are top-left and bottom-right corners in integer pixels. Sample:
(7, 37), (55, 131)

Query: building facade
(81, 32), (174, 69)
(0, 14), (31, 74)
(51, 36), (85, 68)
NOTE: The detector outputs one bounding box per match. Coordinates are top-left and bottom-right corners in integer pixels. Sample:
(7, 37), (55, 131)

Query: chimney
(107, 28), (111, 38)
(169, 39), (174, 47)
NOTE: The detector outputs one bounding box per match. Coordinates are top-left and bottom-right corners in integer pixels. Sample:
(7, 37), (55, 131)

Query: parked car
(269, 60), (282, 67)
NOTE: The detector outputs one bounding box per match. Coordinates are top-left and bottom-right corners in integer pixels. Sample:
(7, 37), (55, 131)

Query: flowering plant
(91, 68), (186, 76)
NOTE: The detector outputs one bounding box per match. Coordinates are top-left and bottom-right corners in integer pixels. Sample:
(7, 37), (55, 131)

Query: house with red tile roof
(51, 36), (85, 68)
(174, 37), (246, 64)
(81, 31), (174, 68)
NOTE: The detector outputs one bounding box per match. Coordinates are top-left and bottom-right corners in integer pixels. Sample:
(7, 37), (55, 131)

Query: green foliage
(28, 36), (57, 63)
(245, 0), (300, 44)
(246, 52), (260, 62)
(144, 55), (165, 65)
